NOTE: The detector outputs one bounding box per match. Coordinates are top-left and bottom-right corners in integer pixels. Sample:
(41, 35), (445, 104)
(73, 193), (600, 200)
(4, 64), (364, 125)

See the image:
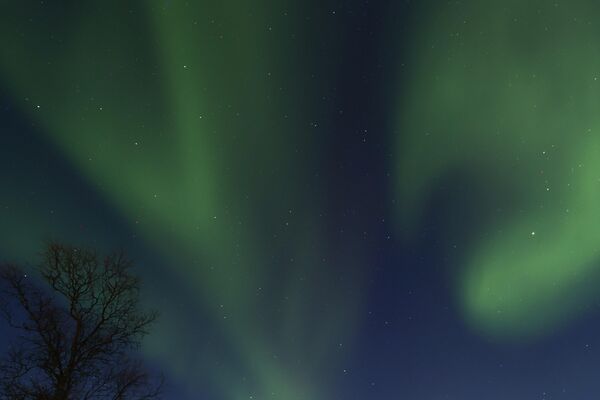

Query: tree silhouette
(0, 243), (162, 400)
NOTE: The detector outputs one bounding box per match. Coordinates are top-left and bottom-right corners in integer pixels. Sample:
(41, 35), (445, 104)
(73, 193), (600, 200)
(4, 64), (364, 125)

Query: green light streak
(395, 0), (600, 338)
(0, 2), (363, 398)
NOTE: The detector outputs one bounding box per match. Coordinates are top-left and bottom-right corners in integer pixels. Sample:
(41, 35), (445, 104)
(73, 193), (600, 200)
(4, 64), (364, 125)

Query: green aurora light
(396, 0), (600, 339)
(0, 2), (363, 398)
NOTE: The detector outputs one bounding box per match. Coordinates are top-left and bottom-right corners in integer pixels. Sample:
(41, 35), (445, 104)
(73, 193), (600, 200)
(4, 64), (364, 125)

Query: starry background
(2, 1), (600, 399)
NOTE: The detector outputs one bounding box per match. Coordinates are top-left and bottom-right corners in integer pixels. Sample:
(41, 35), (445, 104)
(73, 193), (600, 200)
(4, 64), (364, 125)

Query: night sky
(2, 1), (600, 399)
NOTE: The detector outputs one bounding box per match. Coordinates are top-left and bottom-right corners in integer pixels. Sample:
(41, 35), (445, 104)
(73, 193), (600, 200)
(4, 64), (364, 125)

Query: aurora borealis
(396, 0), (600, 340)
(3, 0), (600, 398)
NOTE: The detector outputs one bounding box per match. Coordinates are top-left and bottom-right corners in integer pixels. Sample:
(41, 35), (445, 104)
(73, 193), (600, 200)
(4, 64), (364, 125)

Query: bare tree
(0, 243), (162, 400)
